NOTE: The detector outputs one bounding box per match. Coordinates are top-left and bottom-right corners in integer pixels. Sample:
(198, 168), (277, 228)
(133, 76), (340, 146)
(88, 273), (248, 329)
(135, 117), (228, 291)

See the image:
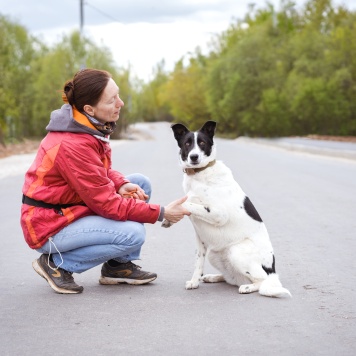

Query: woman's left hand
(119, 183), (149, 201)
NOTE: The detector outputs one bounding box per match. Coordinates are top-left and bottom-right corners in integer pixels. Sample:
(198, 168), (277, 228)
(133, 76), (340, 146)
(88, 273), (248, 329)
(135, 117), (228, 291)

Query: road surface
(1, 122), (355, 355)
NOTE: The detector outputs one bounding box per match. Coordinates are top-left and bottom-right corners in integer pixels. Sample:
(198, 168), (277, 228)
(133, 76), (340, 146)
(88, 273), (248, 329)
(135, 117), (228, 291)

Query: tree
(132, 60), (171, 123)
(0, 15), (38, 141)
(160, 50), (211, 129)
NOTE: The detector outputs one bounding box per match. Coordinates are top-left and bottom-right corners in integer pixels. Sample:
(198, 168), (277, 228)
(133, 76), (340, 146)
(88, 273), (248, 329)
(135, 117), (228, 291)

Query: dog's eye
(185, 141), (191, 146)
(199, 141), (206, 147)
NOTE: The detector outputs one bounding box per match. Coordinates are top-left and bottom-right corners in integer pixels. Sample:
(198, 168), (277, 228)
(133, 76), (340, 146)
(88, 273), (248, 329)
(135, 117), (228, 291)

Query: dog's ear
(171, 123), (189, 146)
(200, 121), (217, 139)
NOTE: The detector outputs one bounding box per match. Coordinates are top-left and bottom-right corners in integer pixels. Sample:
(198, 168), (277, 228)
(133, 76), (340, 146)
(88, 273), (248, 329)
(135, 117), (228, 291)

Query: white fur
(163, 130), (291, 298)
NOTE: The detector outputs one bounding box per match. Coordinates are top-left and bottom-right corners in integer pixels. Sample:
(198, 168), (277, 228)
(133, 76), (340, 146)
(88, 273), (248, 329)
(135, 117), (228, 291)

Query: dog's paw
(239, 285), (251, 294)
(201, 274), (225, 283)
(239, 284), (258, 294)
(161, 219), (173, 228)
(185, 280), (199, 290)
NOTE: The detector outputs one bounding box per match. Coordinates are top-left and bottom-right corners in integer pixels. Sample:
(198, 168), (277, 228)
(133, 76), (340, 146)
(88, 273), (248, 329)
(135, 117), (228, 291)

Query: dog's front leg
(183, 202), (228, 227)
(186, 235), (206, 290)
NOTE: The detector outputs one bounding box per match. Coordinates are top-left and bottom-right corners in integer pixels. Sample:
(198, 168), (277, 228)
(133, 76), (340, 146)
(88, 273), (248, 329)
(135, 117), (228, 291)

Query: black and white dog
(163, 121), (291, 298)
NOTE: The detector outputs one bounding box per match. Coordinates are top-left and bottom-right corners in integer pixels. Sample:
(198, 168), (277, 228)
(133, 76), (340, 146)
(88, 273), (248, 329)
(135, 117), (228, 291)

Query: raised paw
(161, 219), (173, 228)
(185, 280), (199, 290)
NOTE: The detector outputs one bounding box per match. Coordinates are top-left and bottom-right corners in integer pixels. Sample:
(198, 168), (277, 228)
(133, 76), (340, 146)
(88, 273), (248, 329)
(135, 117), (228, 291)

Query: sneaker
(99, 261), (157, 285)
(32, 254), (83, 294)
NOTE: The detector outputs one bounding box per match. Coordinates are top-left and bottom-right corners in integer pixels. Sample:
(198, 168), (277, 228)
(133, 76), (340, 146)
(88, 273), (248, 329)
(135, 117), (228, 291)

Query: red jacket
(21, 105), (161, 249)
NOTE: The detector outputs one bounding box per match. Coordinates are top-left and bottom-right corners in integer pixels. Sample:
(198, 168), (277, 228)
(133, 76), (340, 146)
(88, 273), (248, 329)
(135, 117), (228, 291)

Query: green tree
(204, 0), (356, 136)
(160, 51), (211, 129)
(132, 60), (171, 123)
(0, 15), (38, 142)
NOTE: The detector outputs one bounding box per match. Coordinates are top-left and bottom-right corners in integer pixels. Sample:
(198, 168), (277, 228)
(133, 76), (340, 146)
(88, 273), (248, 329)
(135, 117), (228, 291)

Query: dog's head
(171, 121), (217, 169)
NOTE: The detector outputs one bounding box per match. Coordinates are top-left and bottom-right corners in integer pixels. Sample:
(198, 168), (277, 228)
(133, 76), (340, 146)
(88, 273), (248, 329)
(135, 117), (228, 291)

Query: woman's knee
(130, 222), (146, 246)
(111, 221), (146, 248)
(126, 173), (152, 199)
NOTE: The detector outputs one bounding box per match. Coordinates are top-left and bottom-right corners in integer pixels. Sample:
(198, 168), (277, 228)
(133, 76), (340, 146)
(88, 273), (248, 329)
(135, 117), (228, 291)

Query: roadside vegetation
(1, 0), (355, 145)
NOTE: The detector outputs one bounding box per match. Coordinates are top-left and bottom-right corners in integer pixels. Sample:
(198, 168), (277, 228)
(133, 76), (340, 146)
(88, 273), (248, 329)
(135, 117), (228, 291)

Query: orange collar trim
(72, 107), (97, 131)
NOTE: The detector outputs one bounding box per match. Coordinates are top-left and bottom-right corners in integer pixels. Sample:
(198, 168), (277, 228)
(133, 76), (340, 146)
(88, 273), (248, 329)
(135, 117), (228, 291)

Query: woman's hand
(119, 183), (149, 201)
(164, 196), (191, 223)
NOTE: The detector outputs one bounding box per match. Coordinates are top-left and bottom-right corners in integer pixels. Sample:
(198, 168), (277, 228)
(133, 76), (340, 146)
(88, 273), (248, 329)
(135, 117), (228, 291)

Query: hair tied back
(63, 80), (75, 104)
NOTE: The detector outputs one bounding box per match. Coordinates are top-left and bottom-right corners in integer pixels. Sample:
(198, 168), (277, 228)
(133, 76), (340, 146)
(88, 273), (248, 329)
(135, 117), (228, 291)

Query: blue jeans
(36, 174), (151, 273)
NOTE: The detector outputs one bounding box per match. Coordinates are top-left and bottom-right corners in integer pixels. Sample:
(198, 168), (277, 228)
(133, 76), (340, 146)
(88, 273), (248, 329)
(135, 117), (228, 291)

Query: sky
(2, 0), (356, 81)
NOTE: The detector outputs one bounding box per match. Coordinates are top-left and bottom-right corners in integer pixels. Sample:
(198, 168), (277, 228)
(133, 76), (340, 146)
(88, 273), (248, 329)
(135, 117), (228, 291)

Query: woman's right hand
(164, 196), (191, 223)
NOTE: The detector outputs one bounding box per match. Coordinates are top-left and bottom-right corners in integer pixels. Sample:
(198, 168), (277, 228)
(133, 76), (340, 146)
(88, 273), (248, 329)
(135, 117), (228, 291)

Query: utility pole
(80, 0), (86, 69)
(80, 0), (84, 37)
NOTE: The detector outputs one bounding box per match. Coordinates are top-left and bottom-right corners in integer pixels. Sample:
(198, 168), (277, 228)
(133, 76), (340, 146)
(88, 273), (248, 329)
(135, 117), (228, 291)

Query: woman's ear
(83, 104), (95, 116)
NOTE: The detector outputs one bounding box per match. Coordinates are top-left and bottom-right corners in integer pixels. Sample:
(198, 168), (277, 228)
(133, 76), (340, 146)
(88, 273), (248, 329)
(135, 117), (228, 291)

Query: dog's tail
(259, 274), (291, 298)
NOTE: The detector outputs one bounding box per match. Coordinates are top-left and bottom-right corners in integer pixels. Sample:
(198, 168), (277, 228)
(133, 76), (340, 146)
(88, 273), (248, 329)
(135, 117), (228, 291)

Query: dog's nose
(190, 154), (199, 162)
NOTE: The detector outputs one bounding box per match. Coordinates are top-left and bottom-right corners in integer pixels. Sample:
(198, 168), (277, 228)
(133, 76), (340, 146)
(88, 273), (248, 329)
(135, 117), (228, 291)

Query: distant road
(238, 135), (356, 161)
(1, 122), (355, 356)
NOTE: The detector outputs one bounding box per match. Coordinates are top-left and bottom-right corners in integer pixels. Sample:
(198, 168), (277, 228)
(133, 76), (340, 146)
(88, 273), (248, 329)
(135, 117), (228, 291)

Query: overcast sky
(2, 0), (356, 81)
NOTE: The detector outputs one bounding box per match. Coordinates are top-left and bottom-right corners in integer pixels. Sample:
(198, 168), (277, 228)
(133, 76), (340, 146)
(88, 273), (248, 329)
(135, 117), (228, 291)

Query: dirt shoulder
(305, 135), (356, 143)
(0, 139), (42, 159)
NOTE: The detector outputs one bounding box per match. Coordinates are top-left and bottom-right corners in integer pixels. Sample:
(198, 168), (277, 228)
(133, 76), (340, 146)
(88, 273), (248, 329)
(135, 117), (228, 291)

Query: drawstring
(47, 237), (64, 271)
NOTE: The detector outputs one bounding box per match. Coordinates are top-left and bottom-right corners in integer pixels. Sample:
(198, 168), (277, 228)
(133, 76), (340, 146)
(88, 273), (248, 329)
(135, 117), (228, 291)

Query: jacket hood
(46, 104), (105, 137)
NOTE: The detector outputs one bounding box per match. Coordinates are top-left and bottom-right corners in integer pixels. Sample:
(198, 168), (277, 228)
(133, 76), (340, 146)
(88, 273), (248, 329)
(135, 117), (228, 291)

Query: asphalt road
(1, 122), (355, 356)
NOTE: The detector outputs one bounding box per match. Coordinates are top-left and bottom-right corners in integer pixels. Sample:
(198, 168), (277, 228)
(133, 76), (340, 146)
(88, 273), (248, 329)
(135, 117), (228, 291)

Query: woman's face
(90, 78), (124, 123)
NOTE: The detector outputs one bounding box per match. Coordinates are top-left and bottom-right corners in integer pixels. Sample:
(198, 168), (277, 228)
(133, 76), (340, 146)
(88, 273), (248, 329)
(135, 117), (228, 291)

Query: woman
(21, 68), (190, 294)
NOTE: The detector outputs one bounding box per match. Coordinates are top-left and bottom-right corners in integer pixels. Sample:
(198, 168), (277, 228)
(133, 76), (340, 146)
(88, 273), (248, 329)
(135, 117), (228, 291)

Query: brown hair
(63, 68), (112, 112)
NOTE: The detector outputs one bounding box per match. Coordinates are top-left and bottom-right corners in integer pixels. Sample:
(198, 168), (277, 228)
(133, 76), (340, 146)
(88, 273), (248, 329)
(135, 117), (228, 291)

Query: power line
(78, 1), (121, 69)
(85, 2), (122, 24)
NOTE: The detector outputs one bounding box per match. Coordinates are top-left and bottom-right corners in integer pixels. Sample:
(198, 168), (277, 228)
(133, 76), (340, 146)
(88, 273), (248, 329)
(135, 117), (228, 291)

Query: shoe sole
(32, 259), (82, 294)
(99, 275), (157, 285)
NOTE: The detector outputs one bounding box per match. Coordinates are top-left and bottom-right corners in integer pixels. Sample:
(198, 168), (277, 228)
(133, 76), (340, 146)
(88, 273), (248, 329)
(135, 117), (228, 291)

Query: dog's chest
(182, 164), (240, 198)
(183, 176), (219, 199)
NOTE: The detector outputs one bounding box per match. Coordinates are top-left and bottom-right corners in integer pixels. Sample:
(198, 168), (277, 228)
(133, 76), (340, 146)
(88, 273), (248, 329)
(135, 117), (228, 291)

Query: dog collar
(184, 160), (216, 175)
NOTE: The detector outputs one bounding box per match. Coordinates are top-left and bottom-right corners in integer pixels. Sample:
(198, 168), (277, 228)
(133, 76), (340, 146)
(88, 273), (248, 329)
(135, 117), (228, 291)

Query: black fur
(244, 197), (263, 222)
(262, 255), (276, 275)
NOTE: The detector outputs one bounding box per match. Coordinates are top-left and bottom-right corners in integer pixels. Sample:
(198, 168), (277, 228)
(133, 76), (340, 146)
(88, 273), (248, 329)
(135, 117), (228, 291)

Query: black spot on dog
(244, 197), (263, 222)
(262, 255), (276, 275)
(204, 206), (210, 212)
(246, 271), (250, 275)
